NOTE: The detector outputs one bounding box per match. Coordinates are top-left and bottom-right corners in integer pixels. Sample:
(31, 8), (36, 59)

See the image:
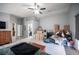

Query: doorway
(75, 14), (79, 39)
(28, 23), (33, 38)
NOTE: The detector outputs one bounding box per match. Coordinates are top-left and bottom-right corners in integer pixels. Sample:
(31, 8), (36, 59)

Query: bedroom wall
(23, 16), (39, 38)
(10, 15), (23, 38)
(39, 4), (79, 39)
(0, 12), (10, 30)
(40, 3), (79, 39)
(0, 12), (23, 30)
(0, 12), (23, 42)
(68, 4), (79, 39)
(40, 12), (69, 32)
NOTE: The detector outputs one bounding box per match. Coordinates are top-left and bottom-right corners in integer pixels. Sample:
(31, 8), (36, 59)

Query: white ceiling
(0, 3), (71, 17)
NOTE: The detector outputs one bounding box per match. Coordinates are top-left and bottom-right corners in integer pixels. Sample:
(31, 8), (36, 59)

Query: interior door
(17, 25), (22, 37)
(75, 14), (79, 39)
(28, 23), (33, 38)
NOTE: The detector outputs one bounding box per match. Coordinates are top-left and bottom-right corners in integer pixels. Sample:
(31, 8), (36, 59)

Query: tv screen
(0, 21), (6, 29)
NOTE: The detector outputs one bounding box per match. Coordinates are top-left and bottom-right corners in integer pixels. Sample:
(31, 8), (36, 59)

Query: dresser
(0, 31), (12, 45)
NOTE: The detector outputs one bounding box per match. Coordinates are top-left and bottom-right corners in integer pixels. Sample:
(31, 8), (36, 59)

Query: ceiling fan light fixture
(34, 10), (40, 14)
(27, 3), (45, 14)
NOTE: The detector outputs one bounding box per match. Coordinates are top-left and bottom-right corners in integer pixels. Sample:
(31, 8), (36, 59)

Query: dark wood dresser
(0, 31), (12, 45)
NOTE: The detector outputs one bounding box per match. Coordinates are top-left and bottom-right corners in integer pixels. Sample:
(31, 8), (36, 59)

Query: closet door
(75, 14), (79, 39)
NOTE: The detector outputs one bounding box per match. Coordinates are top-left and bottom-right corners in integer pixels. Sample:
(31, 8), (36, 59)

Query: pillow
(47, 32), (54, 38)
(44, 39), (50, 43)
(44, 38), (55, 44)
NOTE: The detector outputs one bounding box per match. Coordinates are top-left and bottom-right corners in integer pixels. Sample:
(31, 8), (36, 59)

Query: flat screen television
(0, 21), (6, 29)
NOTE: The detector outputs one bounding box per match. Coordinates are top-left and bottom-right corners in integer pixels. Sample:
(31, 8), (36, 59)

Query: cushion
(70, 41), (74, 45)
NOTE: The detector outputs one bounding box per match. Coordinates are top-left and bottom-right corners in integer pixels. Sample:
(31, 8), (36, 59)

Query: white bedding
(32, 39), (66, 55)
(41, 41), (66, 55)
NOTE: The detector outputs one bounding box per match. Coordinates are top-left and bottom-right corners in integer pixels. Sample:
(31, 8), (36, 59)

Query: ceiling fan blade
(39, 11), (43, 14)
(40, 8), (46, 10)
(37, 4), (40, 8)
(28, 8), (34, 10)
(34, 3), (37, 6)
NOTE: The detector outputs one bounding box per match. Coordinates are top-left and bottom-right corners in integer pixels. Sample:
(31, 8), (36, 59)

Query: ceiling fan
(27, 3), (46, 14)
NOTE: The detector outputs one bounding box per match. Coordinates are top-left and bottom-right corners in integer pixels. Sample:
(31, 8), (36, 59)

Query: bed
(0, 38), (66, 55)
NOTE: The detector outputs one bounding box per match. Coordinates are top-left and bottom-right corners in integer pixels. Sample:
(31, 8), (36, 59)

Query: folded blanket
(10, 42), (40, 55)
